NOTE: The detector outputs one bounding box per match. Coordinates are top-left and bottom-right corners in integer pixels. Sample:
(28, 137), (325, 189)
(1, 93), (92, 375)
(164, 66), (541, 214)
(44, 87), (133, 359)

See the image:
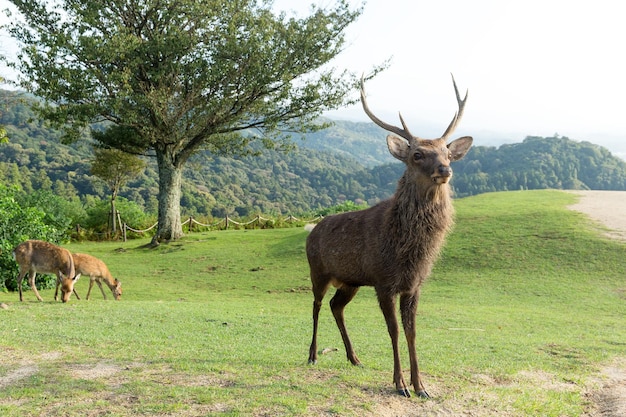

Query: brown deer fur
(72, 253), (122, 300)
(13, 240), (78, 303)
(306, 76), (473, 398)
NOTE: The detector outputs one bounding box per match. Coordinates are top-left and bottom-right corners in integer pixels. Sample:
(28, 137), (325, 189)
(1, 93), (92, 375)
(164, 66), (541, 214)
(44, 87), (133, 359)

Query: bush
(316, 200), (368, 216)
(82, 197), (154, 239)
(0, 184), (67, 293)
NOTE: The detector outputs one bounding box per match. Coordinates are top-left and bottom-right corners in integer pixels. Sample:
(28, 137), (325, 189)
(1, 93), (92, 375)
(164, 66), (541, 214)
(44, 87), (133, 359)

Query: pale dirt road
(567, 190), (626, 241)
(567, 190), (625, 417)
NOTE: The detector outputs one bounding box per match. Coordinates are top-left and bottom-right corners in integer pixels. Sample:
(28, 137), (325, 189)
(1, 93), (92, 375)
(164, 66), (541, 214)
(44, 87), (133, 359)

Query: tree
(90, 147), (146, 235)
(4, 0), (379, 242)
(0, 75), (8, 143)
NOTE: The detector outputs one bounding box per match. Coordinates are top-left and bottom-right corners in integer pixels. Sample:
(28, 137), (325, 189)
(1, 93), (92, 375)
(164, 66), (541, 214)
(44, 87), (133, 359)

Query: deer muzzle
(432, 166), (453, 184)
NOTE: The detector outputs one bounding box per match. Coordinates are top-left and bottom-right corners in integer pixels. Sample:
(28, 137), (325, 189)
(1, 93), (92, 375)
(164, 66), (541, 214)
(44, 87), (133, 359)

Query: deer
(72, 253), (122, 300)
(306, 75), (473, 398)
(13, 240), (79, 303)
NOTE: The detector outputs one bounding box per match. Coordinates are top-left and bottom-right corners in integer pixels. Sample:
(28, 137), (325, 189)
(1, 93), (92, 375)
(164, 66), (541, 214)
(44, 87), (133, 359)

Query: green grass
(0, 190), (624, 416)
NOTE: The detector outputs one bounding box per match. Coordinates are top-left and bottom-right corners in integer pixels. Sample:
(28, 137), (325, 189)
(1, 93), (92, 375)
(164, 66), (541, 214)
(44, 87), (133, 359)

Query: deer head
(360, 75), (473, 187)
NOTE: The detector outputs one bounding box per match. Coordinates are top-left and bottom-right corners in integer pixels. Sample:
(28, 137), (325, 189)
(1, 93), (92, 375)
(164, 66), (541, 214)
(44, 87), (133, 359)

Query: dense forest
(1, 89), (626, 224)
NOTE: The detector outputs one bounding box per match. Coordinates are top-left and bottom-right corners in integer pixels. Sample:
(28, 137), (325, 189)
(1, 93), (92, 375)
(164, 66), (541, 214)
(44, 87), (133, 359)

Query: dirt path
(567, 190), (626, 241)
(567, 191), (626, 417)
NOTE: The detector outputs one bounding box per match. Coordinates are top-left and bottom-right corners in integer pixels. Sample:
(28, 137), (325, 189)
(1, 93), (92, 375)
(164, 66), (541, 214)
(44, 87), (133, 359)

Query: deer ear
(387, 134), (410, 162)
(448, 136), (473, 161)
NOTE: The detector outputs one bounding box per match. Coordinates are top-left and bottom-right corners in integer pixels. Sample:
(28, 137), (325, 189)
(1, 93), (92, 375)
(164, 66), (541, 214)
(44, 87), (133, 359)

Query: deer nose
(438, 166), (452, 177)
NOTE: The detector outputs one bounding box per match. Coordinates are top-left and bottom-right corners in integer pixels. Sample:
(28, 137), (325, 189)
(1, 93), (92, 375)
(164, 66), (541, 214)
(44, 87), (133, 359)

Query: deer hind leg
(400, 291), (429, 399)
(330, 285), (361, 366)
(308, 274), (331, 364)
(27, 271), (44, 302)
(17, 270), (28, 302)
(377, 291), (410, 397)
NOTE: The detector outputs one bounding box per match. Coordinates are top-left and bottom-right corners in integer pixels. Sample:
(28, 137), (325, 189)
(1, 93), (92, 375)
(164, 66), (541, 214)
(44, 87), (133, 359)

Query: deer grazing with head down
(13, 240), (79, 303)
(72, 253), (122, 300)
(306, 75), (473, 398)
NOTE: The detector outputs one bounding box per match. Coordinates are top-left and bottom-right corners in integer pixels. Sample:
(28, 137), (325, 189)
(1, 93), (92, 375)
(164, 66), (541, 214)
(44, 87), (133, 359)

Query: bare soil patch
(567, 190), (626, 241)
(567, 191), (626, 417)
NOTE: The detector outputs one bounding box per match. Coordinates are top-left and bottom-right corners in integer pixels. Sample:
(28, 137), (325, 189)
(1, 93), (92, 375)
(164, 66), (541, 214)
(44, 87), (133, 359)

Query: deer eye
(413, 151), (423, 161)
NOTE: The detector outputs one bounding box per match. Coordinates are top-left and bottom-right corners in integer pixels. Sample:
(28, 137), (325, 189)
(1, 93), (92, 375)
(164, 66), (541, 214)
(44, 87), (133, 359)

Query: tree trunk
(153, 147), (184, 243)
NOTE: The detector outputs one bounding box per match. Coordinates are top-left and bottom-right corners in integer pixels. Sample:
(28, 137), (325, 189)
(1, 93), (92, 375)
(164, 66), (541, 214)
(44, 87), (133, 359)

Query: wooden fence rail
(120, 214), (323, 241)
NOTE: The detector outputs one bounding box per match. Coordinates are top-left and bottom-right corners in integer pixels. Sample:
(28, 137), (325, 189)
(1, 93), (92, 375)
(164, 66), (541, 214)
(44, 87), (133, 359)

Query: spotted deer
(13, 240), (78, 302)
(72, 253), (122, 300)
(306, 75), (473, 398)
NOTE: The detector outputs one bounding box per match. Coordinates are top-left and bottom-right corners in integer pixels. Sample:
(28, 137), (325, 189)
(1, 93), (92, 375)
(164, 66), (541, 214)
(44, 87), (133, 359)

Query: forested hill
(1, 89), (626, 218)
(451, 136), (626, 195)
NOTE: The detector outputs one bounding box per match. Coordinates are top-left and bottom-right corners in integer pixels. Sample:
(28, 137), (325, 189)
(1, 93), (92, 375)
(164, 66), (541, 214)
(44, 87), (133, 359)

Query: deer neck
(384, 174), (454, 269)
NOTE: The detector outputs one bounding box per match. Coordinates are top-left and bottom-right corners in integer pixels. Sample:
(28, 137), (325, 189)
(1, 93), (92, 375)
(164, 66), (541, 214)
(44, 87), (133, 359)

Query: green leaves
(5, 0), (379, 239)
(0, 184), (69, 291)
(7, 0), (367, 155)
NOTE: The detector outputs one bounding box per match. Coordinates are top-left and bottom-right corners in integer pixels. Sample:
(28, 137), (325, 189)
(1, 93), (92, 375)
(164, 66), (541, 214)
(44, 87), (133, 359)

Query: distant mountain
(295, 119), (396, 167)
(2, 89), (626, 219)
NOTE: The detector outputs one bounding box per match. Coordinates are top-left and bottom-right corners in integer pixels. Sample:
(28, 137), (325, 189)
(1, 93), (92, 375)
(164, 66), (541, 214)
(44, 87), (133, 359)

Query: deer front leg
(308, 277), (330, 365)
(400, 291), (429, 398)
(308, 298), (323, 364)
(96, 279), (108, 299)
(377, 292), (410, 397)
(54, 275), (61, 301)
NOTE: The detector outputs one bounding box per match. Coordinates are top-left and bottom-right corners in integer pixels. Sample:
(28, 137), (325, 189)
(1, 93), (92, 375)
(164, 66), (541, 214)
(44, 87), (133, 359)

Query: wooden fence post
(116, 210), (123, 238)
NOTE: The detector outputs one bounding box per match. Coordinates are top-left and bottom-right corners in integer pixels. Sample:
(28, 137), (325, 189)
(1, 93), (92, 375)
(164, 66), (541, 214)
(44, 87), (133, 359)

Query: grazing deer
(13, 240), (79, 302)
(72, 253), (122, 300)
(306, 75), (473, 398)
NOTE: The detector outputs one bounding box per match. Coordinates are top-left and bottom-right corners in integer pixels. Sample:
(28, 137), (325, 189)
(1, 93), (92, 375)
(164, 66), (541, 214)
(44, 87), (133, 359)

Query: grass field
(1, 190), (624, 416)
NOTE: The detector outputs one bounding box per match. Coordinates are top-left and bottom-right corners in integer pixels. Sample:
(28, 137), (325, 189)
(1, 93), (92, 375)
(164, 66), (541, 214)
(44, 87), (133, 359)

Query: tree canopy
(3, 0), (375, 242)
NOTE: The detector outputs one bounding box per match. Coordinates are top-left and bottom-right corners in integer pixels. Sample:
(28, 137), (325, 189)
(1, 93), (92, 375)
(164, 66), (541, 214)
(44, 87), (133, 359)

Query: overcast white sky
(277, 0), (626, 158)
(2, 0), (626, 158)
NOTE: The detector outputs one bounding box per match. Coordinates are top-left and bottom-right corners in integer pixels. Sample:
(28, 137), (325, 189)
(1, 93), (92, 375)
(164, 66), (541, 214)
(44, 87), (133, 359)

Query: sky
(2, 0), (625, 159)
(276, 0), (626, 159)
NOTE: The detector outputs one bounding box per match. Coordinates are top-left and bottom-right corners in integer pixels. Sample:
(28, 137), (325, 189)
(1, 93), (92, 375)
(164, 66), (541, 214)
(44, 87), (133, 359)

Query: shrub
(82, 197), (154, 239)
(316, 200), (369, 216)
(0, 184), (67, 292)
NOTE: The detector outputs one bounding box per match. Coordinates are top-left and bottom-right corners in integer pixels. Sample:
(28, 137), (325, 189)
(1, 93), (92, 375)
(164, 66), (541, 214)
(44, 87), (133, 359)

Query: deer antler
(360, 75), (414, 141)
(441, 74), (468, 139)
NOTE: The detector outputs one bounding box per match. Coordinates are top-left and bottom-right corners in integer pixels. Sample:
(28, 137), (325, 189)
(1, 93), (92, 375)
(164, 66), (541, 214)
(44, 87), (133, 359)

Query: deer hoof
(416, 390), (430, 399)
(397, 388), (411, 398)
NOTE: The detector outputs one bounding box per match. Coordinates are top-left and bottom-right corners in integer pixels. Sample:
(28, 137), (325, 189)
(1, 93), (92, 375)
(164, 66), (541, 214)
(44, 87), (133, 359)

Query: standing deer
(72, 253), (122, 300)
(306, 75), (473, 398)
(13, 240), (79, 303)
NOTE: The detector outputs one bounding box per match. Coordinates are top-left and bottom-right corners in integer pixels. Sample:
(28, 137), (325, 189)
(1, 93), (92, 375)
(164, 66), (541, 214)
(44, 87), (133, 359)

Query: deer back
(13, 240), (75, 278)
